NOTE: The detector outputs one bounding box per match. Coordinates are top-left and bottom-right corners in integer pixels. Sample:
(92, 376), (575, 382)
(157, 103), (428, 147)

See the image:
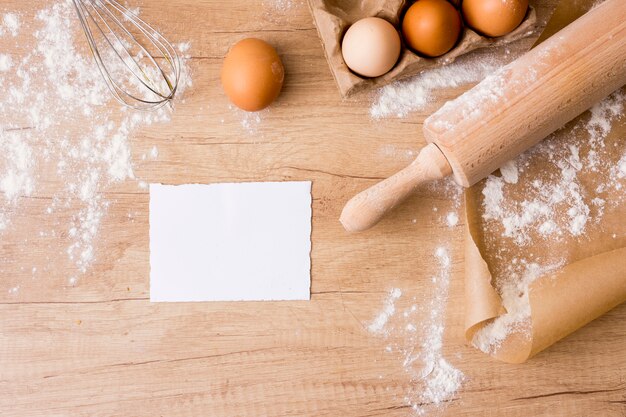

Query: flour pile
(369, 247), (464, 415)
(0, 2), (191, 287)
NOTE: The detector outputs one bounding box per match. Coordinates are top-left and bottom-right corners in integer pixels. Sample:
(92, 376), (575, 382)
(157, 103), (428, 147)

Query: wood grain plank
(1, 0), (624, 416)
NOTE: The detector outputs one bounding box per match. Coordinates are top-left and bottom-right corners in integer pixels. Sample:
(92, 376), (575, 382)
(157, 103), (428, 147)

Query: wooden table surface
(2, 1), (625, 416)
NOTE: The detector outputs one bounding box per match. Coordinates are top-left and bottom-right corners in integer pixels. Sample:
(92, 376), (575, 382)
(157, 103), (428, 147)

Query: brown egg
(221, 38), (284, 112)
(462, 0), (528, 37)
(402, 0), (462, 58)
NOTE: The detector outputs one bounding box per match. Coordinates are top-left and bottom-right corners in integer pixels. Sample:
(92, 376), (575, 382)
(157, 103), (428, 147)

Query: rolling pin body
(340, 0), (626, 232)
(425, 0), (626, 187)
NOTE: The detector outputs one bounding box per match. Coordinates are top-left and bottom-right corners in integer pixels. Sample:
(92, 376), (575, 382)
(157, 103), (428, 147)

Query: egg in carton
(307, 0), (539, 98)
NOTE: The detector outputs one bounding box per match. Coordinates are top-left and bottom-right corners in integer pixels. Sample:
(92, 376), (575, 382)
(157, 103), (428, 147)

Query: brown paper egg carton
(307, 0), (538, 98)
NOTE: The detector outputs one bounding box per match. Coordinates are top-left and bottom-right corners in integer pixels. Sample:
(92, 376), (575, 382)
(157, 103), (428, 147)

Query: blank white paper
(149, 182), (312, 302)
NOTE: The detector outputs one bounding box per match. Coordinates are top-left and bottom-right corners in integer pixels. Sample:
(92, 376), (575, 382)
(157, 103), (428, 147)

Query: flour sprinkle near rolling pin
(340, 0), (626, 233)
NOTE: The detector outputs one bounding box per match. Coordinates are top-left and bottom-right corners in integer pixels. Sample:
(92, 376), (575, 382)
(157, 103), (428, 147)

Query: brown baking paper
(465, 188), (626, 363)
(463, 0), (626, 361)
(307, 0), (539, 97)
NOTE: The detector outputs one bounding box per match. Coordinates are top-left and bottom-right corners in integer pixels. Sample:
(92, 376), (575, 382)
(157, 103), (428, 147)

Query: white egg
(341, 17), (401, 78)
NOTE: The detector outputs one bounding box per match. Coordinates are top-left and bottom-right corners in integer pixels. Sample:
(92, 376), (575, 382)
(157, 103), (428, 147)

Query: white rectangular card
(149, 182), (312, 302)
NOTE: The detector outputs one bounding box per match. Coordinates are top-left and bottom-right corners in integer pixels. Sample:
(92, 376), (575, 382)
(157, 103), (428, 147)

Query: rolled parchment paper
(465, 211), (626, 363)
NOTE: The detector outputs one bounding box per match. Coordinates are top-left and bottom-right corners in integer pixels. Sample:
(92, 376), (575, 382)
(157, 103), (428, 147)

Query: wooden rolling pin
(340, 0), (626, 233)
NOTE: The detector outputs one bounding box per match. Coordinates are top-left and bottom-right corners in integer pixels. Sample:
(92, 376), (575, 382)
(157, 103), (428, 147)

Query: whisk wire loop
(71, 0), (181, 111)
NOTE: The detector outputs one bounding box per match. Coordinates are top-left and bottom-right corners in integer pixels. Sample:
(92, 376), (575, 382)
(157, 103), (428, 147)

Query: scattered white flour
(261, 0), (303, 14)
(3, 13), (20, 37)
(427, 39), (566, 132)
(0, 135), (33, 203)
(368, 288), (402, 334)
(259, 0), (303, 29)
(177, 41), (191, 55)
(240, 111), (262, 134)
(378, 144), (417, 161)
(0, 3), (191, 284)
(370, 56), (504, 119)
(369, 247), (463, 415)
(0, 54), (12, 72)
(228, 105), (268, 135)
(430, 63), (532, 132)
(481, 91), (626, 245)
(428, 177), (464, 226)
(472, 260), (564, 354)
(411, 247), (464, 414)
(141, 145), (160, 161)
(614, 152), (626, 181)
(445, 212), (458, 227)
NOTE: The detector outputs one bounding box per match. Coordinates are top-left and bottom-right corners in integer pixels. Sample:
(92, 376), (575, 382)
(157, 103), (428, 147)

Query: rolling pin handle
(340, 143), (452, 233)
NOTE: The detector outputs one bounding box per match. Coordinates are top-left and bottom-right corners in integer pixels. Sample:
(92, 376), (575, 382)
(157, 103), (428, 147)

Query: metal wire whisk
(71, 0), (181, 111)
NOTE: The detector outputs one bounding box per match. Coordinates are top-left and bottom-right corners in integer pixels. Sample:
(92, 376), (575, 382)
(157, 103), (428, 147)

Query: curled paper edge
(463, 192), (626, 364)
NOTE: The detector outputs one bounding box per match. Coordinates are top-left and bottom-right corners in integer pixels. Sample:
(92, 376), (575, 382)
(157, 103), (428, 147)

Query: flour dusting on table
(262, 0), (303, 14)
(369, 247), (463, 415)
(0, 2), (191, 286)
(368, 288), (402, 334)
(370, 49), (520, 119)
